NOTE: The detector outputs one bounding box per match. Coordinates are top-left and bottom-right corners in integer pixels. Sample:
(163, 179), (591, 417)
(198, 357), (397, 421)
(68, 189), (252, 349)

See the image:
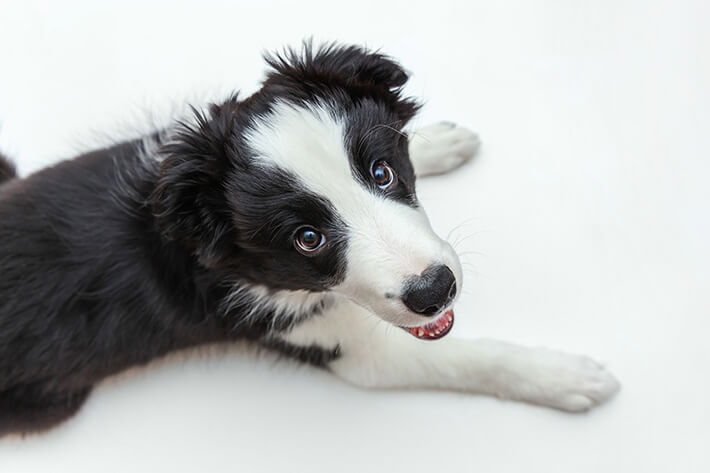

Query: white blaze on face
(245, 102), (462, 326)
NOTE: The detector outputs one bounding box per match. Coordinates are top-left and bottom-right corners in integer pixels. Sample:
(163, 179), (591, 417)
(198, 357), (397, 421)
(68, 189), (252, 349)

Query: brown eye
(371, 161), (396, 189)
(295, 227), (326, 254)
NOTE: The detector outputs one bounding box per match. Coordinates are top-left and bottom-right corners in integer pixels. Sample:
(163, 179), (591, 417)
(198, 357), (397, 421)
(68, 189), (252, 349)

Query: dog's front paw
(408, 122), (480, 176)
(496, 346), (621, 412)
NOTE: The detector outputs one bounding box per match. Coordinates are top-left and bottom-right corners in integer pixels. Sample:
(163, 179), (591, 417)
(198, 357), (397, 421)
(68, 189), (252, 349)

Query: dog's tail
(0, 151), (17, 185)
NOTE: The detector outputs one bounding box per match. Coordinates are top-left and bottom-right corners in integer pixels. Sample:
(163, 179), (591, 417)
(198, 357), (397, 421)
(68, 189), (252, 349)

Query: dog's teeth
(418, 329), (424, 337)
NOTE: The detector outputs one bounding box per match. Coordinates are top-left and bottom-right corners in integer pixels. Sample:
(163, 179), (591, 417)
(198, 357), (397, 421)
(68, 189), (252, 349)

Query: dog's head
(153, 43), (462, 339)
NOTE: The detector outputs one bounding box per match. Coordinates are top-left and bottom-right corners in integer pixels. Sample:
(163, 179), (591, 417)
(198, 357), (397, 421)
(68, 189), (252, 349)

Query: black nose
(401, 264), (457, 316)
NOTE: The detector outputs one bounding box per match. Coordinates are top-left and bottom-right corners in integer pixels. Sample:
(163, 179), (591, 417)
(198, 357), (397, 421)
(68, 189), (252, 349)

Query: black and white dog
(0, 43), (619, 436)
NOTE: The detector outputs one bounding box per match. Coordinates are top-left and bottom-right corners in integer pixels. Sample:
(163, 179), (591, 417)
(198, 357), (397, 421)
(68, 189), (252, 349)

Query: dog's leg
(408, 122), (481, 177)
(280, 300), (620, 412)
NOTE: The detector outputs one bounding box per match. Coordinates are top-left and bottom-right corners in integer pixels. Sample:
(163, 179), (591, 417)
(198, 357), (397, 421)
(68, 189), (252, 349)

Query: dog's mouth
(400, 309), (454, 340)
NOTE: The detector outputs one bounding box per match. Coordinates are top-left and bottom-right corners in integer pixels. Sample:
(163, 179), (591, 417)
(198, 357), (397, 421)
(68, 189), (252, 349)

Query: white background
(1, 1), (708, 471)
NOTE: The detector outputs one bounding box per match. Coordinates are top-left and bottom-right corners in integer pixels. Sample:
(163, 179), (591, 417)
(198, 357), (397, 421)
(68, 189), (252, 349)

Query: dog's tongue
(405, 309), (454, 340)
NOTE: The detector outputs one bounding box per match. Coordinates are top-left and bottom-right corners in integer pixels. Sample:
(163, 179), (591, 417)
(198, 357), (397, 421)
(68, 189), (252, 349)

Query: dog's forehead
(244, 102), (371, 210)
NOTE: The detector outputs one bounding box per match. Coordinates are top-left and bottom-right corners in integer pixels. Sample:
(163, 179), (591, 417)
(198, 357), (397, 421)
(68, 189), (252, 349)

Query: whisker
(356, 120), (405, 156)
(450, 230), (489, 250)
(445, 217), (478, 242)
(457, 250), (488, 258)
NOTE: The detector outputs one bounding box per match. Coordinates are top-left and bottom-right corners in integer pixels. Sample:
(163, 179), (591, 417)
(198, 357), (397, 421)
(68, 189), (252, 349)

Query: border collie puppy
(0, 43), (619, 436)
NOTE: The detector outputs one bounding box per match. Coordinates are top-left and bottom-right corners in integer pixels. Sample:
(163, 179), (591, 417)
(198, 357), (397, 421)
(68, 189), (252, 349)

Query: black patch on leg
(260, 338), (341, 367)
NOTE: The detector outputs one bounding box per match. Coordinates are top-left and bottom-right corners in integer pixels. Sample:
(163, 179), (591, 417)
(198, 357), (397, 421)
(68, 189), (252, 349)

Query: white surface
(1, 0), (708, 471)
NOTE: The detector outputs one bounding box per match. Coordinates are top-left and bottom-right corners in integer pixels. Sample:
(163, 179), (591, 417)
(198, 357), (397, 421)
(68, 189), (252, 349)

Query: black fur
(263, 41), (419, 123)
(0, 42), (419, 436)
(0, 152), (16, 184)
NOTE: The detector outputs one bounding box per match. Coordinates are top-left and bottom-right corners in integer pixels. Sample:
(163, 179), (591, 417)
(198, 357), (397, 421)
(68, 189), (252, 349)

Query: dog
(0, 42), (619, 436)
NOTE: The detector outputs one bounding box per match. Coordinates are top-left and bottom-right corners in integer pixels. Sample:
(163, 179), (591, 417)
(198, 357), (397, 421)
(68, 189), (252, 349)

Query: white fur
(408, 122), (480, 176)
(282, 296), (620, 412)
(245, 102), (462, 328)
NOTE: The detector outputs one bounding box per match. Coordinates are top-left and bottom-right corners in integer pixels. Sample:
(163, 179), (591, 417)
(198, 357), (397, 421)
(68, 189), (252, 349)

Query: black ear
(314, 42), (410, 90)
(266, 41), (411, 91)
(264, 42), (420, 123)
(151, 97), (240, 267)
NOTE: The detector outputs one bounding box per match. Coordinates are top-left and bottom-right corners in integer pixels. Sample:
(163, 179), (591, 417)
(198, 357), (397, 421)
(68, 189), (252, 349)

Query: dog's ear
(151, 98), (240, 267)
(266, 42), (411, 90)
(312, 43), (410, 90)
(265, 42), (420, 122)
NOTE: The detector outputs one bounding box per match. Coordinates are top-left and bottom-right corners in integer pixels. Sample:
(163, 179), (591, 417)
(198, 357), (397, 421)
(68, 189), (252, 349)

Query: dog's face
(153, 44), (461, 339)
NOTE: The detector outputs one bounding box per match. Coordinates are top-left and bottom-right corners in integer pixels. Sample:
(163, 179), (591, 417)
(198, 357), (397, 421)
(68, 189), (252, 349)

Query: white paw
(408, 122), (480, 176)
(496, 346), (621, 412)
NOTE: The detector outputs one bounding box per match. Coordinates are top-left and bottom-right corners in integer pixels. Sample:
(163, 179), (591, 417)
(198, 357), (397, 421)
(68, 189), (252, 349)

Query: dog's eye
(371, 161), (396, 189)
(295, 227), (326, 255)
